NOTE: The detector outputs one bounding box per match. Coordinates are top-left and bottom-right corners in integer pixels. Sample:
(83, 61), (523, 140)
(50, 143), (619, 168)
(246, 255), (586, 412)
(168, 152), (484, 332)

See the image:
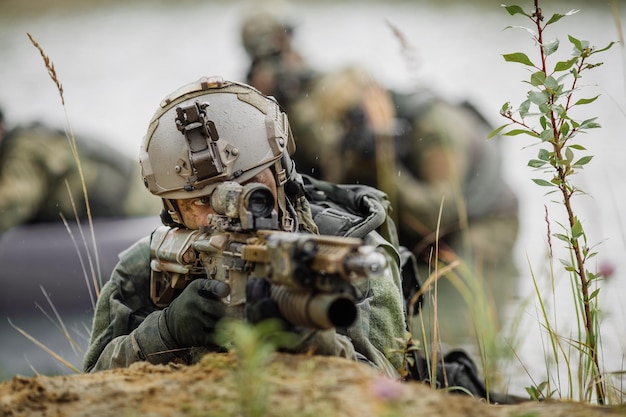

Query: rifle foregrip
(270, 285), (357, 329)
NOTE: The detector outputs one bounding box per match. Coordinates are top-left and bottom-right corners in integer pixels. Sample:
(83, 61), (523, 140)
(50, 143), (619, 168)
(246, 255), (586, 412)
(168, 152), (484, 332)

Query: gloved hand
(163, 279), (230, 348)
(245, 278), (284, 325)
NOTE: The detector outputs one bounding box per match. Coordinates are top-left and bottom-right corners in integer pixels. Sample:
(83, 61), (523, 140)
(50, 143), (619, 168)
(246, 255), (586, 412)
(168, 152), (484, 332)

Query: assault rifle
(149, 181), (387, 330)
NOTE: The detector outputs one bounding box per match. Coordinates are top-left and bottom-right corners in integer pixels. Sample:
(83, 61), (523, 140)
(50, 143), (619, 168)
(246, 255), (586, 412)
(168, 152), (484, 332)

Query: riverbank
(1, 352), (624, 417)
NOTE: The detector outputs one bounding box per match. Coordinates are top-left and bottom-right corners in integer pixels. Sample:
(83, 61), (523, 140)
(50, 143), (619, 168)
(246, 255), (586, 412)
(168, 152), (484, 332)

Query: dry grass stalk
(26, 32), (65, 106)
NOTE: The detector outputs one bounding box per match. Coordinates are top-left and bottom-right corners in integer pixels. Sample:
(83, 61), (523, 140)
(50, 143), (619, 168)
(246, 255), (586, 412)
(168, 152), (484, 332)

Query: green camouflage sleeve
(83, 235), (181, 372)
(346, 231), (406, 379)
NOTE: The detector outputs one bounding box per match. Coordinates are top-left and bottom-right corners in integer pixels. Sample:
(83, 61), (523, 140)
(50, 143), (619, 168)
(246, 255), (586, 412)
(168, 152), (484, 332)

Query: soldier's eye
(193, 196), (211, 207)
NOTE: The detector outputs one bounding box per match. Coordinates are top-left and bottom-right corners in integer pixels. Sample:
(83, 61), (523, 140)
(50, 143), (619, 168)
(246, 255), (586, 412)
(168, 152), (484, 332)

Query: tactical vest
(301, 174), (422, 316)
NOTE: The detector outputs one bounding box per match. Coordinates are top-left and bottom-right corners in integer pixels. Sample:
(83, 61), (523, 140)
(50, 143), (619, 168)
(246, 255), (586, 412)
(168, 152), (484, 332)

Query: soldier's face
(176, 168), (278, 230)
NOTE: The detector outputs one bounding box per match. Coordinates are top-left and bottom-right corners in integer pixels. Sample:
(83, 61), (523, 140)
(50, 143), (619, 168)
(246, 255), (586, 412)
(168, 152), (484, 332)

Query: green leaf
(574, 95), (599, 105)
(502, 129), (527, 136)
(528, 159), (547, 168)
(540, 128), (554, 142)
(584, 62), (605, 70)
(577, 40), (592, 58)
(560, 122), (570, 136)
(594, 41), (616, 54)
(530, 71), (546, 87)
(555, 233), (570, 243)
(542, 38), (559, 56)
(565, 147), (574, 163)
(545, 13), (565, 25)
(544, 75), (559, 90)
(502, 129), (540, 138)
(503, 52), (535, 67)
(573, 155), (593, 167)
(529, 90), (549, 105)
(532, 178), (554, 187)
(538, 148), (551, 161)
(502, 4), (531, 17)
(546, 9), (579, 25)
(519, 99), (531, 118)
(525, 386), (541, 401)
(580, 117), (601, 129)
(500, 102), (511, 114)
(568, 35), (583, 52)
(572, 219), (584, 239)
(555, 58), (578, 72)
(569, 144), (587, 150)
(487, 123), (510, 139)
(587, 270), (598, 282)
(589, 288), (601, 301)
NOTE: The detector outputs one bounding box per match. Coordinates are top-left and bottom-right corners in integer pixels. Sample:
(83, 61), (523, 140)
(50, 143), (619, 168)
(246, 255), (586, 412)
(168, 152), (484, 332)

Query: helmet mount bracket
(175, 101), (225, 189)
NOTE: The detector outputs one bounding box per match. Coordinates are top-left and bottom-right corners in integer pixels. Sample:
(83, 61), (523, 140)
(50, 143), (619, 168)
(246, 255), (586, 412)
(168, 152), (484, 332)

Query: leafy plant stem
(529, 2), (604, 401)
(497, 0), (616, 403)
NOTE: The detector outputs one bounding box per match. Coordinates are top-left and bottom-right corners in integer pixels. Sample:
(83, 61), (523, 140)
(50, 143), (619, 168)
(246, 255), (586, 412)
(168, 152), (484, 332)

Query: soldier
(239, 15), (520, 344)
(240, 8), (317, 121)
(292, 67), (520, 343)
(82, 77), (525, 403)
(82, 77), (408, 379)
(0, 108), (161, 233)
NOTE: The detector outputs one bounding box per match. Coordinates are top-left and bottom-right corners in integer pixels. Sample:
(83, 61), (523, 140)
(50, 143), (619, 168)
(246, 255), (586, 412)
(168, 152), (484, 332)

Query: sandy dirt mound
(1, 352), (624, 417)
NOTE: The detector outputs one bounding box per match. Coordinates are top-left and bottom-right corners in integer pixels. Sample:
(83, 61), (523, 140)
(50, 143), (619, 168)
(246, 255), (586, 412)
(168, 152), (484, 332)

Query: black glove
(163, 279), (230, 348)
(245, 278), (284, 325)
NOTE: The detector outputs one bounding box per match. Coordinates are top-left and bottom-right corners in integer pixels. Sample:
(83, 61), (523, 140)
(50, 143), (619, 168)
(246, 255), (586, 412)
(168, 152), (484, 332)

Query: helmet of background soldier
(239, 4), (315, 108)
(240, 5), (294, 61)
(140, 76), (302, 230)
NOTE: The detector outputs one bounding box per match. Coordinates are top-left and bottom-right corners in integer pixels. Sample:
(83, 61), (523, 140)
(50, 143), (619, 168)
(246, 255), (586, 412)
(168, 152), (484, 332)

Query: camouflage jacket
(0, 123), (160, 232)
(83, 178), (409, 379)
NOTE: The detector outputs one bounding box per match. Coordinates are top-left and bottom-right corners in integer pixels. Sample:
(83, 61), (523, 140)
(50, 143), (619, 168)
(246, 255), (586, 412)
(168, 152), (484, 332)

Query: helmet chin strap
(274, 156), (320, 235)
(160, 199), (184, 227)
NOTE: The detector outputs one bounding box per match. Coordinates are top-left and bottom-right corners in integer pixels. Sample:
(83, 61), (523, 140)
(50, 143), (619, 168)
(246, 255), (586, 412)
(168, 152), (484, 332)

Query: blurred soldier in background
(239, 10), (519, 346)
(0, 108), (161, 233)
(240, 8), (316, 117)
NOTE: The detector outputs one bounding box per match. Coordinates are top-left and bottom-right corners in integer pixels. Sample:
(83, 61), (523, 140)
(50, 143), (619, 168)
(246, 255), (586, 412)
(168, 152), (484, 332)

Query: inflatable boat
(0, 216), (159, 317)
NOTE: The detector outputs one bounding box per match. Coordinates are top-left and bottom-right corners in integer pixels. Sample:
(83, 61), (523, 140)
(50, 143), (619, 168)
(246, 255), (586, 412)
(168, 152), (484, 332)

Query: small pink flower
(598, 261), (616, 279)
(370, 377), (404, 402)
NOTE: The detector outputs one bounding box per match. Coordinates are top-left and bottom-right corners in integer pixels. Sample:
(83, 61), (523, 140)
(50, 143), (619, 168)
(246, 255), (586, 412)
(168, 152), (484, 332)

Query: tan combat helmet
(140, 76), (298, 230)
(239, 3), (295, 61)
